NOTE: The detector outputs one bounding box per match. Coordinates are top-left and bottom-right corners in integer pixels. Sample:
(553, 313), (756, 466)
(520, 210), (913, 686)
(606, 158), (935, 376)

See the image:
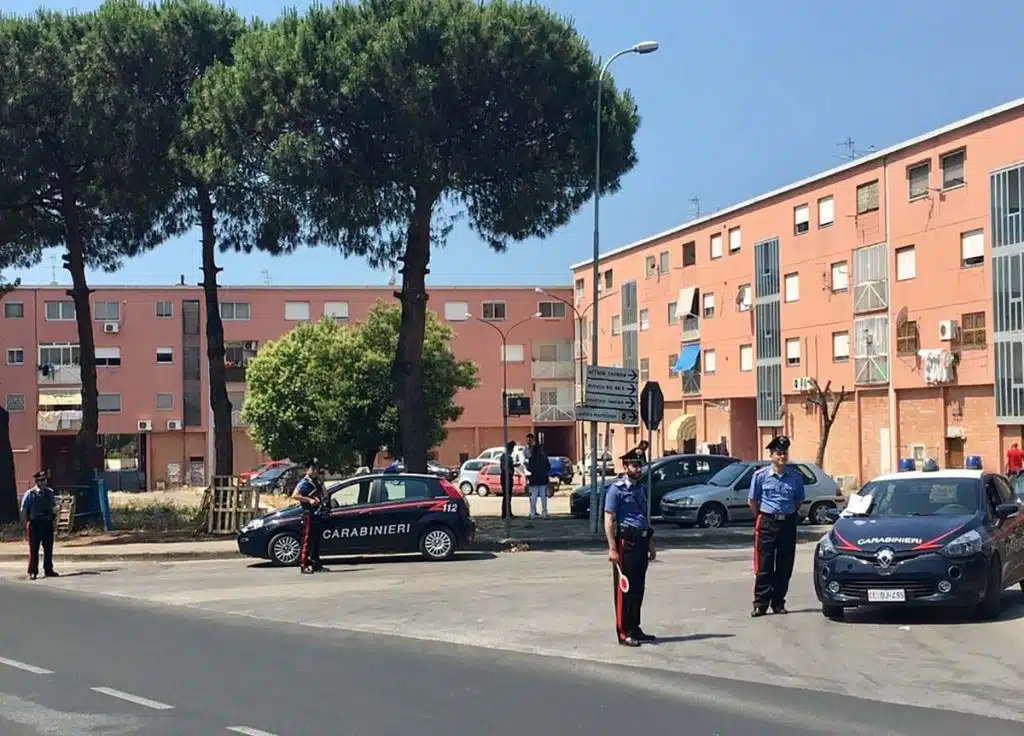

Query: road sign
(506, 395), (531, 417)
(575, 405), (638, 424)
(640, 381), (664, 431)
(586, 365), (639, 383)
(588, 394), (637, 410)
(585, 378), (636, 397)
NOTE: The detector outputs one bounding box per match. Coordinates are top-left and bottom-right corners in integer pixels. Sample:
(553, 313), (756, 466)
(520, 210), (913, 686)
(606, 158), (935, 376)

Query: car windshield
(260, 465), (291, 480)
(852, 478), (982, 516)
(707, 462), (750, 487)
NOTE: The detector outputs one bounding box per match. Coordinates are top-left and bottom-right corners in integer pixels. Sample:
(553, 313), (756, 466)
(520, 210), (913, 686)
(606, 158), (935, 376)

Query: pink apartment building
(0, 285), (576, 490)
(572, 97), (1024, 485)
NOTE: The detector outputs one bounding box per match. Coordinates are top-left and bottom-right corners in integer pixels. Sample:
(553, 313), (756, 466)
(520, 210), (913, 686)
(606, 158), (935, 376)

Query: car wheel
(808, 501), (837, 525)
(976, 558), (1003, 621)
(459, 481), (474, 495)
(420, 526), (457, 561)
(476, 484), (490, 497)
(268, 532), (302, 566)
(696, 502), (727, 529)
(822, 603), (845, 621)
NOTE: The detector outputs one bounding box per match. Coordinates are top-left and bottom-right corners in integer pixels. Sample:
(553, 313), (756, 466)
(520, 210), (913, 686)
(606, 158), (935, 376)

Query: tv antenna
(49, 256), (58, 285)
(690, 196), (701, 219)
(836, 137), (876, 162)
(260, 268), (271, 286)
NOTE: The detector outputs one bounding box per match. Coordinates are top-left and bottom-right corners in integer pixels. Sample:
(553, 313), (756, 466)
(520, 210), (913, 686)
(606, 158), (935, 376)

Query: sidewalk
(0, 517), (830, 562)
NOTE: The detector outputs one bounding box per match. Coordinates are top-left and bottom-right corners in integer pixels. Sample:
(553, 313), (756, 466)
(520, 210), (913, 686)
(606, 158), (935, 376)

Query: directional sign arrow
(585, 378), (636, 397)
(586, 394), (638, 411)
(586, 365), (639, 383)
(575, 405), (638, 424)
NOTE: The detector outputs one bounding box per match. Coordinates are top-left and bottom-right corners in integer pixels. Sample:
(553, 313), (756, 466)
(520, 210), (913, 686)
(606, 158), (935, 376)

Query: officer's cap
(619, 450), (643, 465)
(33, 470), (48, 481)
(766, 435), (791, 453)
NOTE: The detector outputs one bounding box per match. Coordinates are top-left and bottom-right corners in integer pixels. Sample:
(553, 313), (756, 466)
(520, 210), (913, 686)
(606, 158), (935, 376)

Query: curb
(0, 551), (242, 563)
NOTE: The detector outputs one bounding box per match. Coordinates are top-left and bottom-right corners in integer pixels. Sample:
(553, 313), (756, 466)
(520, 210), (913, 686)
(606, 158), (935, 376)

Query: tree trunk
(816, 420), (831, 469)
(0, 408), (19, 523)
(198, 185), (234, 479)
(391, 191), (434, 474)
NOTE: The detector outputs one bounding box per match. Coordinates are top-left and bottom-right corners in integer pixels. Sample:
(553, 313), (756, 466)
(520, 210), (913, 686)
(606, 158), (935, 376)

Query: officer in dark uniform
(292, 461), (327, 574)
(604, 450), (656, 647)
(20, 470), (59, 580)
(748, 435), (804, 617)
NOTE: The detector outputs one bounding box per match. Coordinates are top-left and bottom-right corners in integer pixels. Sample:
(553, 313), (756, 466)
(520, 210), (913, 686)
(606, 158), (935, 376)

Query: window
(784, 273), (799, 302)
(4, 302), (24, 319)
(444, 301), (469, 321)
(856, 180), (879, 214)
(38, 343), (80, 366)
(896, 321), (919, 355)
(639, 358), (650, 382)
(941, 149), (965, 189)
(5, 394), (25, 412)
(98, 393), (122, 413)
(537, 344), (558, 362)
(604, 271), (613, 289)
(737, 284), (752, 312)
(682, 241), (696, 266)
(704, 349), (717, 374)
(710, 233), (723, 259)
(95, 347), (121, 367)
(538, 301), (567, 319)
(155, 300), (173, 319)
(377, 477), (433, 503)
(500, 344), (524, 363)
(156, 347), (174, 364)
(895, 246), (916, 281)
(794, 204), (809, 235)
(645, 255), (656, 278)
(786, 337), (801, 367)
(908, 161), (930, 199)
(156, 392), (174, 411)
(44, 301), (76, 321)
(960, 229), (984, 267)
(6, 348), (24, 365)
(324, 301), (349, 321)
(220, 302), (250, 320)
(832, 331), (850, 361)
(831, 261), (848, 291)
(611, 315), (621, 335)
(482, 301), (506, 321)
(728, 227), (741, 252)
(818, 195), (834, 227)
(94, 301), (120, 321)
(284, 301), (311, 321)
(638, 309), (649, 331)
(961, 312), (985, 348)
(574, 278), (585, 296)
(739, 344), (753, 372)
(667, 301), (679, 325)
(659, 250), (670, 274)
(668, 354), (679, 377)
(702, 292), (715, 318)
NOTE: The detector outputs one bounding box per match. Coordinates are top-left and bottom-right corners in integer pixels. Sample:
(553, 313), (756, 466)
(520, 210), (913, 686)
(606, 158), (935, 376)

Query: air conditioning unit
(791, 376), (814, 393)
(938, 319), (957, 342)
(103, 322), (120, 334)
(137, 420), (152, 432)
(167, 420), (183, 431)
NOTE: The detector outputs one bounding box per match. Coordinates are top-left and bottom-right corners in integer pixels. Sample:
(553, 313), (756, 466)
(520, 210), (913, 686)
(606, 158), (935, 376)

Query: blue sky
(7, 0), (1024, 288)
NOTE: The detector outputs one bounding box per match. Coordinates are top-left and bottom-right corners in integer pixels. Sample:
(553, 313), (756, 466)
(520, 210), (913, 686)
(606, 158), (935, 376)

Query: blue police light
(965, 455), (982, 470)
(898, 458), (915, 472)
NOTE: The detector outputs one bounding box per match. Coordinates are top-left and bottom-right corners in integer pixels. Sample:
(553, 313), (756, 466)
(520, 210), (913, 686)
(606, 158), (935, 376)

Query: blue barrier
(93, 475), (112, 531)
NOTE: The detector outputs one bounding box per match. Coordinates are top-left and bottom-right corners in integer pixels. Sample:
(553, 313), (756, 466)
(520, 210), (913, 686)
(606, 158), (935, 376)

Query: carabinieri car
(237, 472), (475, 565)
(813, 469), (1024, 621)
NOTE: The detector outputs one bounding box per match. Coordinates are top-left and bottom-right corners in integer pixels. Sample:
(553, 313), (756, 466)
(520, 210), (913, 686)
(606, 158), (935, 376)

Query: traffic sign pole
(646, 390), (654, 519)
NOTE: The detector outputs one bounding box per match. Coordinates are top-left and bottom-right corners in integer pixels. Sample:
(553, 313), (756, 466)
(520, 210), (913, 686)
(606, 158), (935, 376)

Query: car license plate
(867, 589), (906, 603)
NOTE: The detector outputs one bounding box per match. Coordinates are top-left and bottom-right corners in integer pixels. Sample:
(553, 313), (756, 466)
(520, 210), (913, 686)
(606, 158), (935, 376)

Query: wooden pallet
(206, 476), (261, 534)
(56, 495), (76, 535)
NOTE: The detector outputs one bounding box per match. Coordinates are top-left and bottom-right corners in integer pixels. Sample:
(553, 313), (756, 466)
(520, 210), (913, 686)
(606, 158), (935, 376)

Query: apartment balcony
(682, 370), (701, 396)
(224, 364), (247, 383)
(37, 365), (82, 386)
(681, 315), (700, 342)
(38, 409), (82, 432)
(533, 403), (575, 423)
(531, 359), (576, 380)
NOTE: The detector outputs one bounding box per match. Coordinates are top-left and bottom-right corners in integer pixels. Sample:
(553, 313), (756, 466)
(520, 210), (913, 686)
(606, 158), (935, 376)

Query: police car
(237, 473), (475, 565)
(813, 469), (1024, 621)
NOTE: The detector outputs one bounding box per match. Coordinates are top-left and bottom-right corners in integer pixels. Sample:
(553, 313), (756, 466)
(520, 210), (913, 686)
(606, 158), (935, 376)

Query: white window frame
(895, 246), (916, 281)
(710, 233), (723, 259)
(611, 315), (621, 335)
(785, 337), (801, 366)
(501, 344), (525, 363)
(831, 261), (849, 291)
(960, 229), (984, 267)
(645, 255), (656, 278)
(704, 349), (717, 374)
(95, 347), (121, 367)
(728, 227), (741, 252)
(220, 302), (251, 321)
(6, 348), (24, 366)
(482, 301), (507, 321)
(156, 347), (174, 364)
(3, 301), (24, 319)
(38, 342), (80, 366)
(832, 331), (850, 361)
(739, 344), (753, 372)
(284, 301), (311, 321)
(156, 392), (174, 411)
(93, 301), (120, 322)
(155, 300), (173, 319)
(574, 279), (584, 296)
(941, 149), (965, 189)
(794, 204), (810, 235)
(818, 195), (835, 227)
(702, 292), (715, 318)
(658, 250), (670, 274)
(784, 273), (800, 302)
(667, 301), (679, 325)
(736, 284), (752, 312)
(537, 301), (567, 319)
(638, 308), (649, 331)
(44, 301), (76, 321)
(444, 301), (469, 321)
(97, 393), (122, 413)
(5, 394), (26, 413)
(324, 301), (349, 321)
(639, 358), (650, 382)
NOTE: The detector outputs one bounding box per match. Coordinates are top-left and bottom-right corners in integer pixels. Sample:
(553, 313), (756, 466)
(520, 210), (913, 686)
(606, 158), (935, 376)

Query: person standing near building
(605, 451), (656, 647)
(747, 435), (803, 617)
(526, 434), (551, 520)
(500, 440), (516, 520)
(292, 461), (327, 574)
(21, 470), (59, 581)
(628, 440), (649, 466)
(1006, 442), (1023, 476)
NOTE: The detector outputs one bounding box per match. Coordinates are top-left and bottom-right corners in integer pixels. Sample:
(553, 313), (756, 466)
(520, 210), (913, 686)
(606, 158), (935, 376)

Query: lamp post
(471, 311), (541, 539)
(590, 40), (659, 535)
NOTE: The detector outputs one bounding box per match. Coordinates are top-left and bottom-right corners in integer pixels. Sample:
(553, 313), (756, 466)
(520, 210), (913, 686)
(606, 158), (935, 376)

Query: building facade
(1, 285), (575, 490)
(571, 97), (1024, 486)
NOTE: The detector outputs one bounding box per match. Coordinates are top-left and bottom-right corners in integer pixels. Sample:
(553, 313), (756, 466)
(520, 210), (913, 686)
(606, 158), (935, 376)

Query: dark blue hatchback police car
(237, 472), (475, 565)
(814, 469), (1024, 621)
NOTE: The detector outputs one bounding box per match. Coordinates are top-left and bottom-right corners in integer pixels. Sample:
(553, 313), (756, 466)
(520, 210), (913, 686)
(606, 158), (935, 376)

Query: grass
(0, 500), (208, 544)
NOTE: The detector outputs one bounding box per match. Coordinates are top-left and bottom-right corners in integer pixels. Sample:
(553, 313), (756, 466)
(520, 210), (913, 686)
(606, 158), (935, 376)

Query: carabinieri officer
(748, 435), (804, 617)
(604, 450), (656, 647)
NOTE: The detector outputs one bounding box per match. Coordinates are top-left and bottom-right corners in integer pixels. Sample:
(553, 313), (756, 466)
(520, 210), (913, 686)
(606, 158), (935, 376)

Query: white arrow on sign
(585, 379), (636, 396)
(586, 365), (639, 383)
(586, 394), (638, 410)
(575, 405), (638, 424)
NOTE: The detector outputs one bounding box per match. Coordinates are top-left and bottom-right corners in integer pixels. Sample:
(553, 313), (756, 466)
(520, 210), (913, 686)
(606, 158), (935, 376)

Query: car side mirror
(995, 503), (1019, 520)
(824, 507), (841, 523)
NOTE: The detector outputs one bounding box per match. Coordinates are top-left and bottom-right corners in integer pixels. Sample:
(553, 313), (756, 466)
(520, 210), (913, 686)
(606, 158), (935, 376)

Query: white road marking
(227, 727), (279, 736)
(0, 656), (53, 675)
(90, 686), (175, 710)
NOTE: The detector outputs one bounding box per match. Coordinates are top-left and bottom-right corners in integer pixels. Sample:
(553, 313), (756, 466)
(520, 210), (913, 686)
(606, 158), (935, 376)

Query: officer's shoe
(300, 566), (315, 575)
(634, 630), (657, 642)
(29, 573), (37, 581)
(313, 565), (328, 572)
(618, 636), (641, 648)
(44, 571), (59, 578)
(771, 605), (789, 615)
(750, 606), (768, 618)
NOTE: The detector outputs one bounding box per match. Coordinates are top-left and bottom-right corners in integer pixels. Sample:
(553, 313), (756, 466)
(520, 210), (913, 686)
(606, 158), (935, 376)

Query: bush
(112, 502), (203, 531)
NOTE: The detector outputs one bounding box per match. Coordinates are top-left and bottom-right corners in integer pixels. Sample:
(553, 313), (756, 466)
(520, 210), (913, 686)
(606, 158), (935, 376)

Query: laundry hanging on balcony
(674, 344), (701, 373)
(917, 348), (955, 384)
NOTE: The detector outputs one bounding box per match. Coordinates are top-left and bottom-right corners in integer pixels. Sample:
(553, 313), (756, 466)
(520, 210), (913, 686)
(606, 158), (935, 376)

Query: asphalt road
(0, 581), (1020, 735)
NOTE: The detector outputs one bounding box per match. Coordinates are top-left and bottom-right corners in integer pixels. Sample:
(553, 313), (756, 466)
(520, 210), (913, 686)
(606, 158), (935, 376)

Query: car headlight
(241, 519), (264, 533)
(816, 532), (837, 559)
(942, 528), (983, 558)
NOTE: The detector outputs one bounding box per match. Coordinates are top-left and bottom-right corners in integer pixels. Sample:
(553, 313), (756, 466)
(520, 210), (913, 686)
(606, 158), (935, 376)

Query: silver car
(660, 460), (845, 528)
(457, 459), (496, 495)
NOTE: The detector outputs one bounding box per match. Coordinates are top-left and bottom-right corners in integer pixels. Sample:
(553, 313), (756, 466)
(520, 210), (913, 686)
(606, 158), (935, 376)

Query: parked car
(660, 460), (843, 528)
(477, 446), (505, 462)
(240, 460), (290, 485)
(377, 460), (457, 481)
(578, 451), (615, 480)
(548, 456), (574, 484)
(474, 464), (536, 497)
(457, 459), (496, 495)
(248, 463), (303, 494)
(570, 454), (740, 519)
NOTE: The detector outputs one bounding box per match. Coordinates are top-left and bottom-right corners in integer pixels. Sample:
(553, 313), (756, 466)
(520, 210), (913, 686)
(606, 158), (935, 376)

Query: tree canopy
(242, 304), (478, 472)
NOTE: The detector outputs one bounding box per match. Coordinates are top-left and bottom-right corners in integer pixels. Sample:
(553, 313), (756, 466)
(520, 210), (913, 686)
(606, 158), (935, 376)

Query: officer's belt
(617, 525), (652, 541)
(759, 512), (796, 521)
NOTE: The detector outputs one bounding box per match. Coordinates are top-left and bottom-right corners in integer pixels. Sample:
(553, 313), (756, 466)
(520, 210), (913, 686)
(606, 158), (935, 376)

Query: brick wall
(858, 390), (889, 481)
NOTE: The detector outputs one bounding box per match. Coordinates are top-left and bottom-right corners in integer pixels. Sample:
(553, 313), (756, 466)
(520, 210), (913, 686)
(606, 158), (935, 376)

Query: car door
(322, 477), (375, 555)
(367, 476), (438, 552)
(649, 459), (684, 510)
(991, 475), (1024, 585)
(730, 466), (759, 522)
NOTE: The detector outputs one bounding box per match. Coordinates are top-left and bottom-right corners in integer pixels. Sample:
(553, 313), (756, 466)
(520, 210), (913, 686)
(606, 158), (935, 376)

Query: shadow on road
(649, 633), (734, 645)
(837, 591), (1024, 625)
(246, 551), (498, 570)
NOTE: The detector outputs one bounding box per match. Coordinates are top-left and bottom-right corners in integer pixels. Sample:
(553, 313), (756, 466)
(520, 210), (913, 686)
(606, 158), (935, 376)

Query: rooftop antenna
(49, 256), (58, 285)
(387, 261), (397, 287)
(260, 268), (271, 286)
(690, 196), (701, 219)
(835, 137), (876, 162)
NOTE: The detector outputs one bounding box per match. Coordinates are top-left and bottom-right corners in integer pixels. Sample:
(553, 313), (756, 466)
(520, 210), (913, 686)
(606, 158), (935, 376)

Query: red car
(240, 460), (290, 485)
(474, 465), (554, 497)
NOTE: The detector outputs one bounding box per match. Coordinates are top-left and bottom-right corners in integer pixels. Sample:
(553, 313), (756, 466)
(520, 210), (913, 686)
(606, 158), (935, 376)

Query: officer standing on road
(292, 461), (327, 574)
(21, 470), (59, 580)
(604, 450), (656, 647)
(748, 435), (804, 617)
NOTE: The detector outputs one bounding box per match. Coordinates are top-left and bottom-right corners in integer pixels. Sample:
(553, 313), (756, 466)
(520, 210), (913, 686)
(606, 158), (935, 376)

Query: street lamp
(470, 310), (542, 539)
(589, 40), (659, 534)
